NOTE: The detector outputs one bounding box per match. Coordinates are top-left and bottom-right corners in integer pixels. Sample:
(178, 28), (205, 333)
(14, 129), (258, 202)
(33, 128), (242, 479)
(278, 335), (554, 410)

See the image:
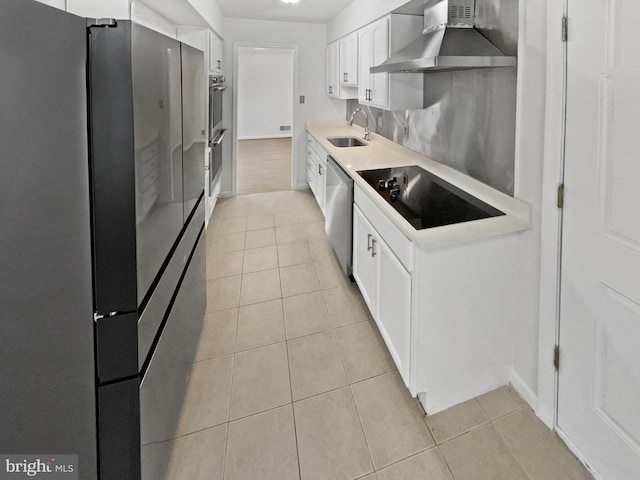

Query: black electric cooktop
(357, 165), (505, 230)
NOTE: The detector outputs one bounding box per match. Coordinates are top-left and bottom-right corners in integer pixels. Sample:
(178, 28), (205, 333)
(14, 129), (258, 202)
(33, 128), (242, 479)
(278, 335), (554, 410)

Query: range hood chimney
(371, 0), (516, 74)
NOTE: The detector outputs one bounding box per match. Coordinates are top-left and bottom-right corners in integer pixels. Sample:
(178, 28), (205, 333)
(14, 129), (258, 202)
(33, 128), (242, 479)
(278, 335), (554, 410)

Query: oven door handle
(211, 129), (227, 146)
(212, 86), (227, 92)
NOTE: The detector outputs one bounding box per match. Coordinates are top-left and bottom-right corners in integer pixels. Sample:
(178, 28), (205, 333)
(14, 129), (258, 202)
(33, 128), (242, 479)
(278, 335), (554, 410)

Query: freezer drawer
(138, 196), (205, 368)
(140, 228), (206, 479)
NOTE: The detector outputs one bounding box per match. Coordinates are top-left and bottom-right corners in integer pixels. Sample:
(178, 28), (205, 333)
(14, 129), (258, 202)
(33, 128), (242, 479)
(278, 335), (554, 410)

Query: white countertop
(306, 120), (531, 250)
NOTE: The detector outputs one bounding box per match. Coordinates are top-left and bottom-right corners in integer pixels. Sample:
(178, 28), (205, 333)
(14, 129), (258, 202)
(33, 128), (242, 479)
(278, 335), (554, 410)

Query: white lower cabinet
(353, 204), (411, 385)
(316, 145), (327, 214)
(353, 205), (379, 310)
(306, 132), (327, 214)
(377, 236), (411, 385)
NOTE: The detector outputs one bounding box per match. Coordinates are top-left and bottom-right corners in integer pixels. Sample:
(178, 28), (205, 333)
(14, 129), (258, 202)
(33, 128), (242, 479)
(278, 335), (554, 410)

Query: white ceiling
(215, 0), (358, 24)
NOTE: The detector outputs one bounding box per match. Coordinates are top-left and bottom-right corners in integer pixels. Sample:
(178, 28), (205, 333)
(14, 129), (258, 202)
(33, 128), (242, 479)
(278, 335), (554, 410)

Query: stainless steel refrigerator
(0, 1), (207, 478)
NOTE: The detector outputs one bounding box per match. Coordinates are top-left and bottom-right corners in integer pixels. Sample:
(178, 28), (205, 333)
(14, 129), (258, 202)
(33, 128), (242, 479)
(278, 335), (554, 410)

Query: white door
(559, 1), (640, 478)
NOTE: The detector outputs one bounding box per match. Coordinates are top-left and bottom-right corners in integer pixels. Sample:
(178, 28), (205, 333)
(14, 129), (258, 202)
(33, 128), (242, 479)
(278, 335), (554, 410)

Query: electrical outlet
(376, 112), (383, 130)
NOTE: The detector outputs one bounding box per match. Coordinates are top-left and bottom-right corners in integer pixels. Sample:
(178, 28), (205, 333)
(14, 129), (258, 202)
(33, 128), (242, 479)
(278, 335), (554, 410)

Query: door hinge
(553, 345), (560, 371)
(557, 183), (564, 209)
(561, 16), (568, 42)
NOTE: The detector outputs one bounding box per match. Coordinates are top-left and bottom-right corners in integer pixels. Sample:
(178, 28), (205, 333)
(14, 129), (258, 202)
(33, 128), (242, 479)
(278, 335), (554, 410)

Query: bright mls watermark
(0, 456), (77, 479)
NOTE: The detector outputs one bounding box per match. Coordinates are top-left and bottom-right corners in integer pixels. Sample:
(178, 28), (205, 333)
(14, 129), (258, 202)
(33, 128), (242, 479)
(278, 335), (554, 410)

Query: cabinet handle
(318, 164), (322, 175)
(367, 233), (373, 251)
(371, 238), (377, 257)
(217, 60), (221, 69)
(344, 73), (348, 82)
(329, 86), (333, 94)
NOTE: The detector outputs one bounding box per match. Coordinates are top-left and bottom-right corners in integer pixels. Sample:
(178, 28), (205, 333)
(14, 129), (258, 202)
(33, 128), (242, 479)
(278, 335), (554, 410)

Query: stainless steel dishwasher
(325, 156), (354, 277)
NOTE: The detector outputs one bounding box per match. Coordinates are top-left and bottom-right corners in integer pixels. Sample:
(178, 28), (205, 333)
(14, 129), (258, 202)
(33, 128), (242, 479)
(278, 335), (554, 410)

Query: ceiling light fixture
(280, 0), (300, 4)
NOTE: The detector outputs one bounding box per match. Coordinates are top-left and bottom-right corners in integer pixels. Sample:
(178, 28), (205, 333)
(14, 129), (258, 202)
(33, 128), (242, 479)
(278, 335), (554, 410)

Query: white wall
(509, 0), (548, 407)
(327, 0), (410, 42)
(131, 2), (177, 39)
(33, 0), (65, 9)
(222, 17), (344, 194)
(34, 0), (131, 17)
(237, 48), (294, 139)
(187, 0), (224, 37)
(33, 0), (224, 40)
(67, 0), (130, 18)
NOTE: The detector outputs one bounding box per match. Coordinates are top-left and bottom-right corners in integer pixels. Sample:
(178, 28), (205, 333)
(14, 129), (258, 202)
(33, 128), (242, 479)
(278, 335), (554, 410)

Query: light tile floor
(175, 189), (593, 480)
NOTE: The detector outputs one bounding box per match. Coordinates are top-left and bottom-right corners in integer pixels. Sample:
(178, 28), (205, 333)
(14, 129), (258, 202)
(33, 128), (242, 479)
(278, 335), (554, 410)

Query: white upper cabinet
(327, 40), (357, 100)
(358, 14), (423, 111)
(339, 31), (358, 88)
(209, 31), (223, 73)
(326, 41), (339, 97)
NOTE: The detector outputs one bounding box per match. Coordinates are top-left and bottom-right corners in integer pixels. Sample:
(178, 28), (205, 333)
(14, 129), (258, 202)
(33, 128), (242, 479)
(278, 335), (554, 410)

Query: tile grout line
(283, 324), (303, 480)
(437, 444), (458, 480)
(370, 445), (447, 478)
(490, 415), (536, 480)
(430, 401), (528, 448)
(348, 382), (378, 476)
(220, 351), (235, 480)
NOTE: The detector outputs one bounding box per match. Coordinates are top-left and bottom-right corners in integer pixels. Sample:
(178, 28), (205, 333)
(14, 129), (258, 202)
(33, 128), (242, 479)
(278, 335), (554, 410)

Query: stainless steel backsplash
(347, 0), (518, 196)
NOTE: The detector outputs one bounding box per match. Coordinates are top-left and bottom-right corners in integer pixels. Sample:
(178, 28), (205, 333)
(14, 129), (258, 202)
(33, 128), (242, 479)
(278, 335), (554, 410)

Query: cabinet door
(316, 146), (328, 212)
(369, 17), (389, 108)
(306, 154), (316, 194)
(352, 206), (378, 315)
(377, 238), (411, 385)
(340, 32), (358, 87)
(209, 32), (222, 73)
(317, 160), (326, 212)
(357, 27), (372, 104)
(326, 41), (339, 97)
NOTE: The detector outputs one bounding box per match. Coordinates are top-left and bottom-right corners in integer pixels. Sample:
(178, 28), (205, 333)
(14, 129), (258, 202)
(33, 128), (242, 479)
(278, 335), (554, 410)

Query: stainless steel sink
(327, 137), (368, 148)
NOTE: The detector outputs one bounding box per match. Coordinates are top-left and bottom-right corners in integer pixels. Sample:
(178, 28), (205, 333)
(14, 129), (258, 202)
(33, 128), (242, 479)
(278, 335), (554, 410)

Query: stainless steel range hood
(371, 0), (516, 74)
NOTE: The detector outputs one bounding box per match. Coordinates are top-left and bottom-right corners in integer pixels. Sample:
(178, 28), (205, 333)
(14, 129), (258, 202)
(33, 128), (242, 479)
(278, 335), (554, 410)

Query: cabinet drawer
(316, 144), (328, 165)
(307, 152), (317, 169)
(354, 184), (413, 271)
(306, 133), (317, 152)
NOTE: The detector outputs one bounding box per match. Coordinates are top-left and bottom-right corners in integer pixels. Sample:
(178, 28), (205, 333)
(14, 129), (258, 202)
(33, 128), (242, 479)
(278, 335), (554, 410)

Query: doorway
(235, 46), (294, 195)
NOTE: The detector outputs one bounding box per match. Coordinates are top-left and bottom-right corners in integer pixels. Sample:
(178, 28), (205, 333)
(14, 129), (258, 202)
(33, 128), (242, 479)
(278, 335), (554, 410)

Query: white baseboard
(509, 368), (538, 411)
(238, 134), (293, 140)
(294, 182), (310, 190)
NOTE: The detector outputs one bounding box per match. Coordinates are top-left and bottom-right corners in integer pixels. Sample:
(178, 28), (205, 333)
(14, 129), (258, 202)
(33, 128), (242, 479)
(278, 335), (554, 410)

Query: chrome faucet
(349, 108), (371, 141)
